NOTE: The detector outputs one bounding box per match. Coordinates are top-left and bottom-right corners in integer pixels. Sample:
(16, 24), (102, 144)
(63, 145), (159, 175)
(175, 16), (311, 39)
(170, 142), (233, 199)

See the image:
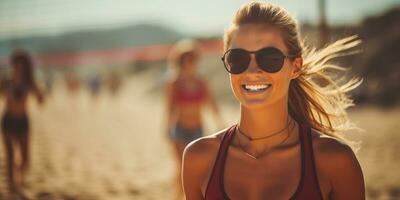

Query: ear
(291, 57), (302, 79)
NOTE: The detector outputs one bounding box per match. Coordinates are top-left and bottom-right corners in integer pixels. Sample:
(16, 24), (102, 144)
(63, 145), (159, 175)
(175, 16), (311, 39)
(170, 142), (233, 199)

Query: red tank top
(205, 124), (323, 200)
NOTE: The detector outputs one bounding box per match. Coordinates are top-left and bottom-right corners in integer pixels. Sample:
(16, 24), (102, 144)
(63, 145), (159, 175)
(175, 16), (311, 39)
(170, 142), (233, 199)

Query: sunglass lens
(256, 47), (285, 73)
(225, 49), (250, 74)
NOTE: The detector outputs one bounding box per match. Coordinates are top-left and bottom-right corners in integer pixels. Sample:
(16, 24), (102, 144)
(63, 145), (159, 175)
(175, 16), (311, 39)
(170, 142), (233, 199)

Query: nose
(247, 54), (262, 74)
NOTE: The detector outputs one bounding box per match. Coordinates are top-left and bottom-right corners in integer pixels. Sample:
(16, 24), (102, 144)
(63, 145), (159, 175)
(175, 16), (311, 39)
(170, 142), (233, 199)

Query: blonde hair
(224, 1), (362, 139)
(168, 39), (199, 69)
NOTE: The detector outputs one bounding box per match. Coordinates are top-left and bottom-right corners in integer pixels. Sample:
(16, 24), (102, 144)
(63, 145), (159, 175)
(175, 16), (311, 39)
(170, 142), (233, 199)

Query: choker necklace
(236, 120), (295, 160)
(237, 118), (292, 141)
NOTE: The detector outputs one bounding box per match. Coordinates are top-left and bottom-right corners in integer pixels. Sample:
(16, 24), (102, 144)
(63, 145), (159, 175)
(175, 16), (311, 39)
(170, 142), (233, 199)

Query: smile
(241, 84), (271, 92)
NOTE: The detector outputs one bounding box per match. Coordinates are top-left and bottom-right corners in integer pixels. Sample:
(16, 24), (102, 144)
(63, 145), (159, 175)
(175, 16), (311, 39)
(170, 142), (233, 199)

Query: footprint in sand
(59, 193), (77, 200)
(126, 184), (141, 196)
(388, 187), (400, 199)
(367, 187), (380, 199)
(102, 178), (119, 196)
(36, 191), (53, 200)
(106, 186), (119, 196)
(35, 177), (46, 184)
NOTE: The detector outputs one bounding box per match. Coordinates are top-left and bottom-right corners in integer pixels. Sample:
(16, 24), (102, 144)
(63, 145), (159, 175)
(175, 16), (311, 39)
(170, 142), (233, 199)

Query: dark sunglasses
(221, 47), (297, 74)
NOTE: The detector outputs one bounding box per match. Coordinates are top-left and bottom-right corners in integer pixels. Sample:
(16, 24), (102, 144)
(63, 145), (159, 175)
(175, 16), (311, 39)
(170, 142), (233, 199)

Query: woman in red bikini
(165, 39), (223, 199)
(182, 2), (365, 200)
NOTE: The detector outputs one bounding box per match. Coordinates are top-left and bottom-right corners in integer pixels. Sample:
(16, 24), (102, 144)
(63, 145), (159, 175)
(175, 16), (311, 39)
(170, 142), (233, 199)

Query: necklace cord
(236, 120), (296, 160)
(237, 117), (292, 141)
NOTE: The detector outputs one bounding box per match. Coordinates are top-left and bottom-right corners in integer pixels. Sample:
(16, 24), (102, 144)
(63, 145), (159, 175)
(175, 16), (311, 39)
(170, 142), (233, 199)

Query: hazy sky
(0, 0), (399, 39)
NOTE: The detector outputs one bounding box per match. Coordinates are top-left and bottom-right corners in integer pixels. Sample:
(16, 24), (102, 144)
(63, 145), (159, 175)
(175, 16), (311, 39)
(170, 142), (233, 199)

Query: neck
(12, 74), (22, 83)
(178, 72), (196, 80)
(238, 96), (292, 148)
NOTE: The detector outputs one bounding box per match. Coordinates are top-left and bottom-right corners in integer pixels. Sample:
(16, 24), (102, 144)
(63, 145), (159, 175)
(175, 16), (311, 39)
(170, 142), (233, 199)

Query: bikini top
(172, 79), (207, 105)
(5, 81), (29, 101)
(205, 124), (323, 200)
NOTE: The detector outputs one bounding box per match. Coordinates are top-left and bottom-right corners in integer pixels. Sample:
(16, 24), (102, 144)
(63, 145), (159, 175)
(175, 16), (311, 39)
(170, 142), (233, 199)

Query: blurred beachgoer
(0, 49), (44, 194)
(165, 39), (223, 199)
(182, 2), (365, 200)
(64, 72), (80, 96)
(106, 71), (122, 96)
(44, 70), (54, 96)
(87, 73), (102, 99)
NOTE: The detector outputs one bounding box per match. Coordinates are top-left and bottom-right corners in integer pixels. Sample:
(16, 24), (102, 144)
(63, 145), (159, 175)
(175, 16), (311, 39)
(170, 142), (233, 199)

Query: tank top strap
(205, 125), (236, 200)
(294, 124), (323, 199)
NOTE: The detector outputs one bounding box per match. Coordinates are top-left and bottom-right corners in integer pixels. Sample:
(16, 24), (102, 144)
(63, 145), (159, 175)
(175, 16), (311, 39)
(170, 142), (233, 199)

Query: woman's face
(228, 24), (301, 109)
(179, 51), (198, 77)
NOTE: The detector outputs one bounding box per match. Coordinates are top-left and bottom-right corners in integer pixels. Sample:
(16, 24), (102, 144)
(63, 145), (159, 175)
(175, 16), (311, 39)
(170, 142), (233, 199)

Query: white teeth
(243, 84), (270, 91)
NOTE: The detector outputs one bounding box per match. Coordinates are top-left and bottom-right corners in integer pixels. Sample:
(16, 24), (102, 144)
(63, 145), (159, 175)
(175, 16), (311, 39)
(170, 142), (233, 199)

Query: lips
(241, 84), (271, 92)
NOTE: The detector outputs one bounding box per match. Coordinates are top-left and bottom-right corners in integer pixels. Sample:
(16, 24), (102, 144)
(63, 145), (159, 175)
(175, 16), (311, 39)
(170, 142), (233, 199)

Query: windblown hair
(10, 49), (35, 88)
(224, 1), (362, 139)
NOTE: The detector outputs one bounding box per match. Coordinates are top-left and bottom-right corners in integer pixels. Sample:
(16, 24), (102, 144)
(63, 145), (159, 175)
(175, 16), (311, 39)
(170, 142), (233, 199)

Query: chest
(7, 83), (29, 101)
(223, 146), (302, 200)
(203, 146), (332, 200)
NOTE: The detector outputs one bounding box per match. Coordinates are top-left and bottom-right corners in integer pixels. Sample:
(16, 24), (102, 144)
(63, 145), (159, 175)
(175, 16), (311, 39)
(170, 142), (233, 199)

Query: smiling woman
(182, 1), (365, 200)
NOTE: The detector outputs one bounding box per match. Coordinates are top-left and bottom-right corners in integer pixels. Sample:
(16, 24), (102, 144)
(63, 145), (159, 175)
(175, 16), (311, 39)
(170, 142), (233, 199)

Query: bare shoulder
(183, 128), (227, 165)
(182, 128), (230, 196)
(310, 129), (364, 188)
(310, 129), (357, 162)
(182, 128), (229, 177)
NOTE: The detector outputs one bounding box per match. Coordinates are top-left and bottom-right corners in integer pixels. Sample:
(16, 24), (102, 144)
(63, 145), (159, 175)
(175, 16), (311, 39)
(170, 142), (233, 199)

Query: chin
(240, 99), (274, 109)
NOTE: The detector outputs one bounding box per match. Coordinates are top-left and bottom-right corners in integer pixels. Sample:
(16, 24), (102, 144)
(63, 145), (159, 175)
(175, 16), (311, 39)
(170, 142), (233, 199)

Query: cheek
(271, 65), (294, 92)
(229, 75), (242, 95)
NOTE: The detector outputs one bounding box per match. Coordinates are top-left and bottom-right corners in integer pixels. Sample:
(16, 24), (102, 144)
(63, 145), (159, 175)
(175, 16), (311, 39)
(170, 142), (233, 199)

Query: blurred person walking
(106, 71), (122, 97)
(87, 73), (102, 99)
(0, 49), (45, 194)
(182, 2), (365, 200)
(165, 39), (223, 199)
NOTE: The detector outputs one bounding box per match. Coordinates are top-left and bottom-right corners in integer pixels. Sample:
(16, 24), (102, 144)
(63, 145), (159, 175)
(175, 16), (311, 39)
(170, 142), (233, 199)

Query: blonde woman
(165, 39), (223, 199)
(182, 2), (365, 200)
